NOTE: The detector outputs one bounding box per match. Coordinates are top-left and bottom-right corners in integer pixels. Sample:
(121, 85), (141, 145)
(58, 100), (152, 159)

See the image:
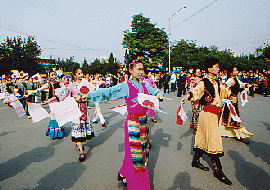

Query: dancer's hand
(81, 95), (87, 100)
(75, 95), (81, 102)
(156, 93), (163, 100)
(181, 94), (190, 105)
(41, 100), (49, 105)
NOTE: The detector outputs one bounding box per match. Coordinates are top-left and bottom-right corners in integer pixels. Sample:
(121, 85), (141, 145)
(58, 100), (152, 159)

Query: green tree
(88, 54), (121, 75)
(82, 58), (90, 74)
(262, 43), (270, 60)
(122, 13), (168, 68)
(0, 36), (42, 76)
(106, 53), (120, 75)
(57, 56), (80, 73)
(89, 58), (101, 74)
(171, 39), (206, 70)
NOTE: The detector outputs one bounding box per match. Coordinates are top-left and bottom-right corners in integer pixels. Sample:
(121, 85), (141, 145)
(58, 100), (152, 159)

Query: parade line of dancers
(1, 57), (258, 188)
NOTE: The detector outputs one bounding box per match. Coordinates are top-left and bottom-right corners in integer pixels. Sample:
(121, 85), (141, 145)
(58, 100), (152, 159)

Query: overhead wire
(171, 0), (219, 29)
(1, 23), (123, 52)
(24, 0), (64, 22)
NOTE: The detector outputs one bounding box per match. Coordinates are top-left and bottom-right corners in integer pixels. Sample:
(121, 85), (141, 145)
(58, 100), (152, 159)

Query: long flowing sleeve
(226, 78), (235, 88)
(144, 82), (164, 96)
(67, 83), (78, 97)
(237, 77), (247, 88)
(219, 83), (231, 99)
(86, 82), (129, 102)
(190, 81), (205, 101)
(34, 83), (49, 93)
(55, 87), (70, 101)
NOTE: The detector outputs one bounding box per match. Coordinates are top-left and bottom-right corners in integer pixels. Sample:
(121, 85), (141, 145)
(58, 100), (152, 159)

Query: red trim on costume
(203, 104), (222, 115)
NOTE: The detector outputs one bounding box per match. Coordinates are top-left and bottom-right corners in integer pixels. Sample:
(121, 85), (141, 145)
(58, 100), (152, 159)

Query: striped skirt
(118, 113), (151, 190)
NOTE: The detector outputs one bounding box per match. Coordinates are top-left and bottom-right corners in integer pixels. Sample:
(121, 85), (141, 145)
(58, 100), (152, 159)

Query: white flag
(138, 93), (168, 114)
(240, 88), (249, 107)
(110, 105), (127, 115)
(0, 93), (5, 100)
(77, 79), (96, 95)
(28, 103), (50, 123)
(9, 94), (25, 117)
(176, 104), (187, 126)
(223, 100), (241, 122)
(49, 97), (82, 126)
(32, 73), (42, 83)
(27, 90), (36, 96)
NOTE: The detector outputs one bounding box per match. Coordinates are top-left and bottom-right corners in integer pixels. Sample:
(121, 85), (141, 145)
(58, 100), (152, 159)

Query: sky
(1, 0), (270, 64)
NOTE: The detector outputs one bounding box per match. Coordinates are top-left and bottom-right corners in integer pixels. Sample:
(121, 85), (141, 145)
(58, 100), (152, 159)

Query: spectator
(162, 72), (171, 94)
(177, 71), (186, 97)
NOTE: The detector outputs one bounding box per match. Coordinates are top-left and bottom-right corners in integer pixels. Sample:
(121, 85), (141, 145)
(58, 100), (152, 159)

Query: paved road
(0, 93), (269, 190)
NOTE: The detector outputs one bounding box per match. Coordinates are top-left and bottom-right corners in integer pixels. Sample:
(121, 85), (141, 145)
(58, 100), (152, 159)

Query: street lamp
(169, 6), (187, 73)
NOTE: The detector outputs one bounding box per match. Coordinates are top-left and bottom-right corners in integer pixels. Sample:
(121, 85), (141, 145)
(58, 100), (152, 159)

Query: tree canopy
(80, 53), (120, 75)
(0, 36), (42, 76)
(122, 13), (168, 69)
(170, 39), (270, 71)
(57, 56), (80, 74)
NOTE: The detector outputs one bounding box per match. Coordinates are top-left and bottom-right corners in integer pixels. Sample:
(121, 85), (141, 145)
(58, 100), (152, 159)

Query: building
(38, 59), (58, 73)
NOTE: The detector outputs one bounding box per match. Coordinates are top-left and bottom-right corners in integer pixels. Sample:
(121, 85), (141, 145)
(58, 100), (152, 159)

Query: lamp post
(168, 6), (187, 73)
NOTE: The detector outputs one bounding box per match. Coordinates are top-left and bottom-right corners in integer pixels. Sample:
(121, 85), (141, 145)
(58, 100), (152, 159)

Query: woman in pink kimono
(82, 59), (163, 189)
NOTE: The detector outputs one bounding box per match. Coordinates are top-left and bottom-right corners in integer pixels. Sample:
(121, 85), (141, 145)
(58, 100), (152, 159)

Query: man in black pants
(41, 77), (47, 102)
(162, 72), (171, 94)
(177, 71), (186, 97)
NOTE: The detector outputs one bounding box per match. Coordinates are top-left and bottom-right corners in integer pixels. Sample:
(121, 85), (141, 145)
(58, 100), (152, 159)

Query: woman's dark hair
(204, 57), (220, 72)
(127, 58), (144, 79)
(47, 70), (56, 77)
(72, 67), (82, 76)
(59, 74), (65, 79)
(227, 66), (237, 78)
(72, 67), (82, 81)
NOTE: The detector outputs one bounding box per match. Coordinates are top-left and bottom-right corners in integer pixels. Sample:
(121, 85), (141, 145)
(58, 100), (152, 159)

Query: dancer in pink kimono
(82, 59), (163, 189)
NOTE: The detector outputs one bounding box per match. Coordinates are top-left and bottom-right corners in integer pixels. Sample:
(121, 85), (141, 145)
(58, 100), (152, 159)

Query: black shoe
(102, 123), (106, 127)
(92, 121), (98, 124)
(79, 153), (85, 162)
(238, 138), (250, 144)
(118, 173), (127, 187)
(192, 161), (210, 171)
(214, 170), (232, 185)
(152, 118), (158, 123)
(91, 132), (95, 137)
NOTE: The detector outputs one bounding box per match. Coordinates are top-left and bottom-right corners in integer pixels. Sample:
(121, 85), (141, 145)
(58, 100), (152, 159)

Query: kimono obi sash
(126, 80), (149, 114)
